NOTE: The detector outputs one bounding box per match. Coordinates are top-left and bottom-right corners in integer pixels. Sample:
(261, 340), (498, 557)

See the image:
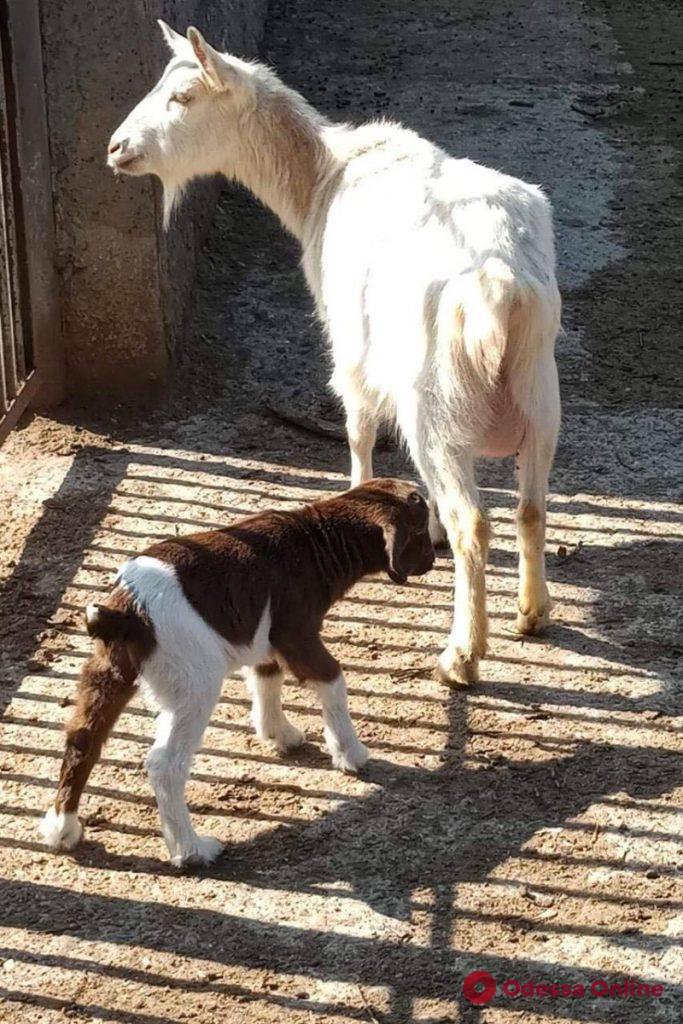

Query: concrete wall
(39, 0), (268, 404)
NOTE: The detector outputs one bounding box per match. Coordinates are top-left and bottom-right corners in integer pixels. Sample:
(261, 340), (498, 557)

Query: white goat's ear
(158, 20), (185, 55)
(186, 26), (234, 91)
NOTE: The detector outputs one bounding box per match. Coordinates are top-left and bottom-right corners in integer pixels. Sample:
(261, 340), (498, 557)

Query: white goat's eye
(170, 92), (191, 106)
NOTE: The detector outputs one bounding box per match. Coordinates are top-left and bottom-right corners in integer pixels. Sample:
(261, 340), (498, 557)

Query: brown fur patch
(54, 593), (155, 815)
(472, 510), (492, 550)
(453, 508), (491, 559)
(255, 660), (282, 677)
(518, 501), (542, 528)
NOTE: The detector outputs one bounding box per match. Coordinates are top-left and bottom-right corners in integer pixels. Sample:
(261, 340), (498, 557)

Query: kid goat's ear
(382, 520), (410, 585)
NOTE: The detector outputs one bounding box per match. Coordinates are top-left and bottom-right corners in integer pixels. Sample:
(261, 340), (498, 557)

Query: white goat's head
(107, 22), (258, 224)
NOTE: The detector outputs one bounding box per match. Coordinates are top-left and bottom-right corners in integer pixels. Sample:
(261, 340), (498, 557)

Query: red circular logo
(463, 970), (497, 1005)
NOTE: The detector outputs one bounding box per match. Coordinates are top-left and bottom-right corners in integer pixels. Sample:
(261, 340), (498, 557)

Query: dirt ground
(1, 0), (682, 1021)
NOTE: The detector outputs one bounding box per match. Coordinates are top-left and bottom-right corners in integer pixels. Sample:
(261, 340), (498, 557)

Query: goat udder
(476, 383), (527, 458)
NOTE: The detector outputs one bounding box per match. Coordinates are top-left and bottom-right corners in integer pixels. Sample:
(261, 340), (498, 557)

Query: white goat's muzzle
(107, 134), (145, 175)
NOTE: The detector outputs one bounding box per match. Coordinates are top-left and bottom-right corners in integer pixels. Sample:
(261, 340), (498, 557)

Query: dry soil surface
(1, 1), (682, 1022)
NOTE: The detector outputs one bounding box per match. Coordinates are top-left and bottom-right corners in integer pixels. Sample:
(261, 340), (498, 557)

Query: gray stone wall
(39, 0), (268, 403)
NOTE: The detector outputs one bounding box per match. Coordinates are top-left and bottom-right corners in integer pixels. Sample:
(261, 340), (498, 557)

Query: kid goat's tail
(40, 591), (154, 851)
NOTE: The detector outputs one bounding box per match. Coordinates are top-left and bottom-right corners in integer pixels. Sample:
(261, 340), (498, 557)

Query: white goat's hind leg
(245, 662), (305, 753)
(146, 678), (224, 867)
(314, 673), (368, 773)
(515, 423), (557, 635)
(433, 455), (490, 685)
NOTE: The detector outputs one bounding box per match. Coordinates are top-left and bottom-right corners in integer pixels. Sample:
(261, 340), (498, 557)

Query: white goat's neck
(229, 86), (332, 240)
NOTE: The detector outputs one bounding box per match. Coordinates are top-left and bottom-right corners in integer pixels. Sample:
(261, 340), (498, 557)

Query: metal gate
(0, 0), (62, 444)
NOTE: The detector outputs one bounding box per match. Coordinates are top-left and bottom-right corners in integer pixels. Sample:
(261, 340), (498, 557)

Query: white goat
(108, 23), (561, 684)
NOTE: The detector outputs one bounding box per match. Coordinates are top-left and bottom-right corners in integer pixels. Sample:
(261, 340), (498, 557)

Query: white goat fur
(108, 23), (561, 683)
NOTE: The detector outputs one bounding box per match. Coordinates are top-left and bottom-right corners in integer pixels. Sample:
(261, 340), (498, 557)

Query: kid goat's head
(107, 22), (261, 224)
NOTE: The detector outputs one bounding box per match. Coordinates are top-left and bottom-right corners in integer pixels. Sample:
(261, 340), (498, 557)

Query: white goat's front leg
(314, 672), (369, 773)
(515, 424), (556, 634)
(342, 390), (378, 486)
(428, 498), (448, 547)
(245, 661), (305, 752)
(433, 456), (490, 685)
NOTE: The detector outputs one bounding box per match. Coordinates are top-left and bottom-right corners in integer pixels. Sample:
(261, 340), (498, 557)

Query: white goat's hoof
(273, 721), (306, 754)
(172, 835), (224, 868)
(39, 808), (83, 851)
(436, 647), (480, 686)
(329, 741), (369, 774)
(516, 605), (551, 636)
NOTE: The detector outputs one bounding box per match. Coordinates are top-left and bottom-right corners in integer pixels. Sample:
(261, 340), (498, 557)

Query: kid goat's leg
(40, 646), (138, 850)
(315, 671), (369, 773)
(145, 672), (224, 867)
(275, 635), (368, 773)
(434, 452), (490, 685)
(245, 660), (305, 753)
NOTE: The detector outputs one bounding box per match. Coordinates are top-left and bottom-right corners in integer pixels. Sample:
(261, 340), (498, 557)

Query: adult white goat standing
(108, 23), (561, 684)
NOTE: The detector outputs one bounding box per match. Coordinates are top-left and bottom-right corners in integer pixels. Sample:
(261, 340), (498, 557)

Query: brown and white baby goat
(40, 479), (434, 866)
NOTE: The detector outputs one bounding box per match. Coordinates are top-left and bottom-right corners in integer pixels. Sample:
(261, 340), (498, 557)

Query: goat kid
(40, 479), (434, 866)
(108, 23), (562, 685)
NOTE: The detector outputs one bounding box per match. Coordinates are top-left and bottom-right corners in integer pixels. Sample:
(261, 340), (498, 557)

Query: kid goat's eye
(170, 92), (190, 105)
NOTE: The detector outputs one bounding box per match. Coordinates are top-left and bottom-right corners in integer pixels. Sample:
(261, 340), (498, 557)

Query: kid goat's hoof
(436, 647), (479, 686)
(172, 835), (224, 869)
(40, 808), (84, 851)
(328, 741), (369, 774)
(273, 721), (306, 754)
(255, 718), (306, 754)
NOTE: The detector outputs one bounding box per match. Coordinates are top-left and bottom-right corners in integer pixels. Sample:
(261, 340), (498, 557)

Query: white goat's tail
(449, 257), (517, 388)
(438, 257), (560, 416)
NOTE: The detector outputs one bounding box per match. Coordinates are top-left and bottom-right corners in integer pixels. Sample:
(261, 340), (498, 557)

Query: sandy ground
(1, 0), (682, 1021)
